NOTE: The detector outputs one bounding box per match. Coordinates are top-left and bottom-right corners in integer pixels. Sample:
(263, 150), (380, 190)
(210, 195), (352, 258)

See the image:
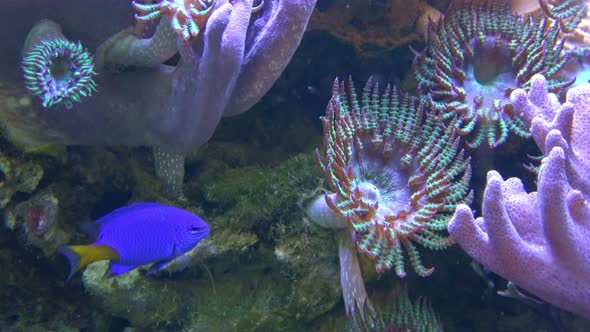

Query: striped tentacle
(413, 0), (571, 148)
(315, 77), (473, 278)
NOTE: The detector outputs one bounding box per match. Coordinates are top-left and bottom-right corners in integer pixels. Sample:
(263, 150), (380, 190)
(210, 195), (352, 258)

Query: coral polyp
(413, 0), (572, 148)
(538, 0), (587, 33)
(132, 0), (217, 41)
(316, 77), (472, 277)
(349, 285), (443, 332)
(25, 194), (58, 237)
(132, 0), (266, 41)
(21, 39), (96, 109)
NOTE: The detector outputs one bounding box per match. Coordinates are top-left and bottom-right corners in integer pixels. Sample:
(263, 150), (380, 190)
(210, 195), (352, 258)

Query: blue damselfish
(59, 202), (210, 280)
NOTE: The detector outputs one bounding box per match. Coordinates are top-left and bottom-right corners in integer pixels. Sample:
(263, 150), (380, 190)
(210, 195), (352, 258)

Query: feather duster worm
(347, 285), (443, 332)
(132, 0), (264, 41)
(132, 0), (217, 41)
(413, 0), (572, 148)
(21, 20), (96, 109)
(315, 77), (473, 277)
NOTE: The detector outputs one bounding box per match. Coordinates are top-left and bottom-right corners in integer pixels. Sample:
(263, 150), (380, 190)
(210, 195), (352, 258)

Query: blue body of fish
(59, 202), (210, 280)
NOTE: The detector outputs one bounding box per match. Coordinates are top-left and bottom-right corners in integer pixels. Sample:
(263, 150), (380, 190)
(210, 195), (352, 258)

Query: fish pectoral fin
(108, 262), (139, 277)
(59, 244), (119, 281)
(144, 245), (186, 276)
(145, 247), (192, 276)
(145, 259), (174, 276)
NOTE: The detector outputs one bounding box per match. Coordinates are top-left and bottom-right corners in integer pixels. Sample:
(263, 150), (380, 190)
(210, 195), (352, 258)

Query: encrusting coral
(307, 77), (472, 321)
(413, 0), (572, 148)
(307, 0), (443, 57)
(449, 75), (590, 320)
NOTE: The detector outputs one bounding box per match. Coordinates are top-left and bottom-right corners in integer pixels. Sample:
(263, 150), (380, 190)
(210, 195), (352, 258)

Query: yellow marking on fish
(68, 244), (119, 271)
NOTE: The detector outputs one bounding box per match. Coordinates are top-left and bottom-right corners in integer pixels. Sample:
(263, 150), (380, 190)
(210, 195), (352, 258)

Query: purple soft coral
(0, 0), (316, 194)
(448, 75), (590, 320)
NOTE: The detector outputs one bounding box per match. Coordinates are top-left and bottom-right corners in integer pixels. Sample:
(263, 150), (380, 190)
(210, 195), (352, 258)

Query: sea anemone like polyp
(314, 77), (473, 277)
(413, 0), (572, 148)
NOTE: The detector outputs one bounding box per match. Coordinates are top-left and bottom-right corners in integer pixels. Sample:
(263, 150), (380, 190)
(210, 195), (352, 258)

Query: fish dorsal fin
(95, 202), (163, 224)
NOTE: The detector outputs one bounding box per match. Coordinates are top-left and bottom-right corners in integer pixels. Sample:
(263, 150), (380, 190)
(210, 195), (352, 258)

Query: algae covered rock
(274, 232), (341, 321)
(201, 153), (320, 231)
(0, 150), (43, 207)
(79, 153), (345, 330)
(0, 150), (69, 256)
(82, 252), (312, 331)
(83, 261), (187, 328)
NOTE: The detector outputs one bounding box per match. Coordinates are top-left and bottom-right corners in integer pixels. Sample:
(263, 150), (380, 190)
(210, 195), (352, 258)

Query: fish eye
(189, 226), (203, 234)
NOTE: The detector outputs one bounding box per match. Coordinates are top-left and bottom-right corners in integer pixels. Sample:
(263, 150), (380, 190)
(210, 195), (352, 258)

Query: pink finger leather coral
(448, 74), (590, 320)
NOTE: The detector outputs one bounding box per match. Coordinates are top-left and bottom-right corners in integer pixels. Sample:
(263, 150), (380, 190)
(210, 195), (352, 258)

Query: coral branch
(449, 75), (590, 319)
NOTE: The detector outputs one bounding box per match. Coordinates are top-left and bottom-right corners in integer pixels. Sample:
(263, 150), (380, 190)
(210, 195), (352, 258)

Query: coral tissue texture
(449, 75), (590, 320)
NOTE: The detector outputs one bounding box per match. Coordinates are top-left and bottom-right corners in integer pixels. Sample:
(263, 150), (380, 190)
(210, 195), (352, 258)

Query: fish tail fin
(58, 244), (119, 281)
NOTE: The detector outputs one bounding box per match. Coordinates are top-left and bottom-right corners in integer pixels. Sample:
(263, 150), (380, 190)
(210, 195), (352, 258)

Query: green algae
(76, 151), (345, 330)
(82, 243), (335, 331)
(200, 153), (322, 232)
(0, 150), (43, 208)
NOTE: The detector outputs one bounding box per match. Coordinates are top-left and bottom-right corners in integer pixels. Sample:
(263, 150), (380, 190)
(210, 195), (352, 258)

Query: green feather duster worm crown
(316, 77), (473, 277)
